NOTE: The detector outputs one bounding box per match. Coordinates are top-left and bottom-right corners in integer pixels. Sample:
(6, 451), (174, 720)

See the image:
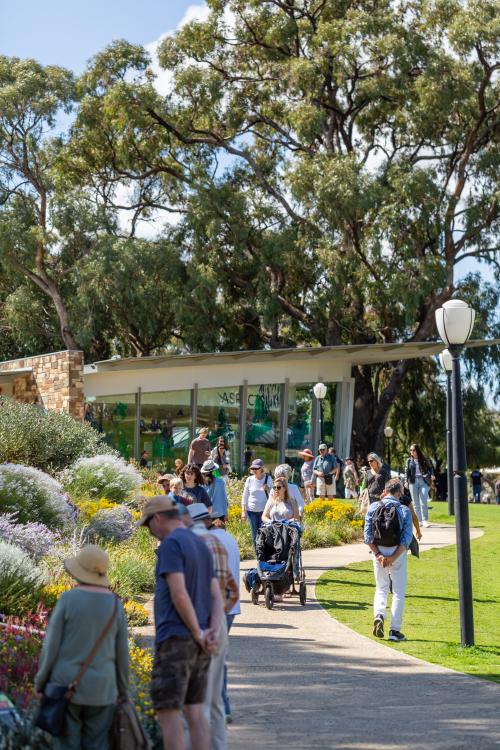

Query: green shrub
(107, 532), (156, 598)
(0, 541), (46, 615)
(63, 455), (142, 502)
(0, 397), (113, 474)
(0, 464), (72, 528)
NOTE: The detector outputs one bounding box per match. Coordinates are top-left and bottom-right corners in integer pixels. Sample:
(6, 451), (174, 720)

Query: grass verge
(316, 504), (500, 682)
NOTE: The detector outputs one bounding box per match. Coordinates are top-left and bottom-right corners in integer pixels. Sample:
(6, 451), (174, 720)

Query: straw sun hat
(64, 544), (111, 588)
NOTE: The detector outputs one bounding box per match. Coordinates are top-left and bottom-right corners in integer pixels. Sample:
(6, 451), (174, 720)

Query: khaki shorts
(316, 477), (336, 497)
(151, 636), (211, 711)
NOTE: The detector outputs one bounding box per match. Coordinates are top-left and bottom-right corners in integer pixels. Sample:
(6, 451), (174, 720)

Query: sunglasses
(274, 484), (285, 490)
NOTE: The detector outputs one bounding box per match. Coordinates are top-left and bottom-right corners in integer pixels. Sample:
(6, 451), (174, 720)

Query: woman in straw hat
(34, 545), (129, 749)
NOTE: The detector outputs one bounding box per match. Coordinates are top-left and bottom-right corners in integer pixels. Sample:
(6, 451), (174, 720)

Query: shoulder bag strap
(68, 595), (118, 696)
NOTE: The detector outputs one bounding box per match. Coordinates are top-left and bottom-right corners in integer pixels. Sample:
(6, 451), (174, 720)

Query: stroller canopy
(256, 522), (300, 565)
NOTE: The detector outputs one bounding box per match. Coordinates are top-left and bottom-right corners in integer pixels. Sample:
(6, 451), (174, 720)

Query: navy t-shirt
(154, 527), (214, 645)
(183, 484), (211, 507)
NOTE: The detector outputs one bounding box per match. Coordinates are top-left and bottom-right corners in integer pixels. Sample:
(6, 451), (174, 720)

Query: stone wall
(0, 350), (84, 420)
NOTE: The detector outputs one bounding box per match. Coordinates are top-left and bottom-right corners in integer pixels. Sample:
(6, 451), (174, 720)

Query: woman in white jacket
(241, 458), (273, 548)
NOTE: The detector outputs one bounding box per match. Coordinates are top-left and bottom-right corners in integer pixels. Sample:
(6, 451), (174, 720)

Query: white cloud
(145, 3), (210, 97)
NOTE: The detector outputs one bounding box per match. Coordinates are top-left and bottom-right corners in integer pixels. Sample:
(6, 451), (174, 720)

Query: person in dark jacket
(405, 444), (433, 527)
(366, 453), (391, 501)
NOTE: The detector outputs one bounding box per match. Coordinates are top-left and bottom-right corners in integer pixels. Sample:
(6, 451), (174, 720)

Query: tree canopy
(0, 0), (499, 457)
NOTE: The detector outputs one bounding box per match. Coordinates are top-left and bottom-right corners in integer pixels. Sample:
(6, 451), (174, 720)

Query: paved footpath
(225, 523), (500, 750)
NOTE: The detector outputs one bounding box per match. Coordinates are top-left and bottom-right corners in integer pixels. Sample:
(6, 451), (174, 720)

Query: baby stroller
(245, 522), (307, 609)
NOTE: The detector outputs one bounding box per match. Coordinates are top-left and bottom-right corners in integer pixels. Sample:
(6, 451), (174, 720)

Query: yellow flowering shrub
(227, 505), (241, 522)
(40, 581), (73, 608)
(76, 498), (120, 521)
(304, 499), (356, 523)
(124, 600), (149, 626)
(129, 639), (155, 721)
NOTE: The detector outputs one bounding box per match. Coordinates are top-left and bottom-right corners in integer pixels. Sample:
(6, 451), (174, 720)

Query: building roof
(83, 338), (500, 374)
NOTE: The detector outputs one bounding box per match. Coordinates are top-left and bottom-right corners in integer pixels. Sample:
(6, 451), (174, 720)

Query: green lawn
(317, 504), (500, 682)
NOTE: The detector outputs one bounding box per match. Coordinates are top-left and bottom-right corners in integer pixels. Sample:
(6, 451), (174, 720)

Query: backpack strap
(263, 473), (271, 497)
(68, 596), (118, 697)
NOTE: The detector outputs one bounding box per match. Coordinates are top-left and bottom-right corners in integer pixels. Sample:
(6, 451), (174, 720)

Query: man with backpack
(364, 478), (412, 642)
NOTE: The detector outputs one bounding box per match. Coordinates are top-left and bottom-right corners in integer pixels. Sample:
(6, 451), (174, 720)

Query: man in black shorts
(138, 496), (224, 750)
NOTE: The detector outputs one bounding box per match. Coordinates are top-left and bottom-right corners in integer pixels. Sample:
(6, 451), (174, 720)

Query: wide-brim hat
(201, 459), (218, 474)
(64, 544), (110, 588)
(136, 495), (178, 526)
(158, 473), (173, 483)
(298, 449), (314, 459)
(188, 503), (211, 522)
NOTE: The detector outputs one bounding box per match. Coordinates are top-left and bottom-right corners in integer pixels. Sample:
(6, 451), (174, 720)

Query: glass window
(245, 384), (280, 472)
(140, 391), (191, 469)
(197, 387), (240, 474)
(87, 395), (136, 460)
(286, 385), (313, 480)
(321, 383), (337, 448)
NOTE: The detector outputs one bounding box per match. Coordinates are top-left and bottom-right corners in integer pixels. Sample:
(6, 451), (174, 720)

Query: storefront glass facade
(197, 387), (240, 474)
(139, 390), (191, 467)
(87, 394), (136, 460)
(85, 380), (339, 474)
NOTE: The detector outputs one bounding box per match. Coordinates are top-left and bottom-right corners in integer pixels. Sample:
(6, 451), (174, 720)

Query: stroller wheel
(299, 582), (307, 606)
(265, 585), (274, 610)
(251, 588), (259, 605)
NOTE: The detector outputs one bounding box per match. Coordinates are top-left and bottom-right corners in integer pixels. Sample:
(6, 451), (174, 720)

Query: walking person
(201, 460), (228, 520)
(211, 437), (231, 481)
(313, 444), (337, 498)
(138, 496), (224, 750)
(262, 479), (301, 523)
(495, 478), (500, 506)
(343, 458), (359, 500)
(34, 545), (129, 750)
(241, 459), (273, 548)
(181, 464), (212, 509)
(470, 467), (483, 504)
(188, 427), (212, 468)
(405, 444), (433, 527)
(187, 504), (239, 750)
(274, 464), (304, 516)
(298, 449), (315, 504)
(364, 479), (412, 642)
(209, 512), (241, 725)
(365, 453), (391, 501)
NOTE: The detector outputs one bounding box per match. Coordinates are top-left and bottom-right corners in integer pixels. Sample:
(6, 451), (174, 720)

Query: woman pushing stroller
(262, 479), (301, 523)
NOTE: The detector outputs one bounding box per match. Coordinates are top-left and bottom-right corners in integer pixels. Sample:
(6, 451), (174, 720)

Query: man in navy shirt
(138, 496), (223, 750)
(470, 468), (483, 504)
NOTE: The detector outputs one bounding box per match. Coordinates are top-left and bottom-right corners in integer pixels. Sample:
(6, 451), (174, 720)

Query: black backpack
(372, 502), (401, 546)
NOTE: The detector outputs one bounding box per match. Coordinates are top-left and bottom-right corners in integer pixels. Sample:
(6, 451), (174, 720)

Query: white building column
(334, 378), (355, 459)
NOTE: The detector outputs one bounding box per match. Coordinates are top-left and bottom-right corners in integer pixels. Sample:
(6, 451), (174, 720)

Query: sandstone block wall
(0, 350), (84, 420)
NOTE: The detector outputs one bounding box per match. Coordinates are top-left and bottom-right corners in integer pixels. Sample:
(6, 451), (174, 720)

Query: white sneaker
(423, 521), (430, 527)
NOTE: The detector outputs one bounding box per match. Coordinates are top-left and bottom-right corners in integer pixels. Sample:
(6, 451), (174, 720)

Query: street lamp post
(384, 425), (393, 472)
(313, 382), (327, 444)
(435, 299), (475, 647)
(439, 349), (454, 517)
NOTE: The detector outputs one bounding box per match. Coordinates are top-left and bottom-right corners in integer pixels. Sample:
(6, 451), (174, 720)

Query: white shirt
(288, 482), (304, 515)
(241, 474), (273, 512)
(210, 527), (241, 616)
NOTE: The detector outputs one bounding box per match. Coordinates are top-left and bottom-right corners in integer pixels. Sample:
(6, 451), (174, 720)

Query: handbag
(324, 474), (333, 486)
(110, 700), (151, 750)
(409, 535), (420, 558)
(35, 596), (118, 736)
(358, 488), (371, 516)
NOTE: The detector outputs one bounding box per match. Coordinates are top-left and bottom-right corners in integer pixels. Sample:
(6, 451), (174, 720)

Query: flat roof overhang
(83, 339), (500, 375)
(0, 367), (33, 381)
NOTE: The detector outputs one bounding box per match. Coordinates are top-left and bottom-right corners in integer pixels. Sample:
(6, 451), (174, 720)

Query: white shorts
(316, 477), (336, 497)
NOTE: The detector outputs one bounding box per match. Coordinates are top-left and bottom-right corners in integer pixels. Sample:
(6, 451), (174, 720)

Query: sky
(0, 1), (205, 72)
(0, 0), (495, 286)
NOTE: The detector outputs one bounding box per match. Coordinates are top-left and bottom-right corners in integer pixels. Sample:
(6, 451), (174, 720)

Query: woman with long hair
(180, 463), (211, 508)
(405, 443), (433, 527)
(261, 479), (300, 523)
(211, 436), (231, 481)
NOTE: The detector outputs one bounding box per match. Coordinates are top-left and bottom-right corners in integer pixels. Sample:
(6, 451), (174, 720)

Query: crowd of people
(33, 428), (497, 749)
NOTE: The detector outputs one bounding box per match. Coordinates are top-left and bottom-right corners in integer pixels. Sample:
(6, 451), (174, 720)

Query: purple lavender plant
(0, 514), (57, 561)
